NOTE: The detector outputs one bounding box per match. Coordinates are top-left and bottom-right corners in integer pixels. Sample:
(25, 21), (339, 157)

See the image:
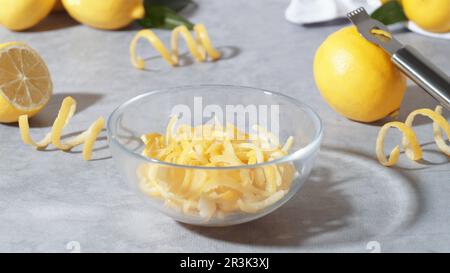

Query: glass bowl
(107, 85), (323, 226)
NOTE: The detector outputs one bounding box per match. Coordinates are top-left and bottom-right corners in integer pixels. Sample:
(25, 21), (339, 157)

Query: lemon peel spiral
(376, 106), (450, 166)
(404, 106), (450, 156)
(18, 96), (105, 161)
(130, 24), (221, 69)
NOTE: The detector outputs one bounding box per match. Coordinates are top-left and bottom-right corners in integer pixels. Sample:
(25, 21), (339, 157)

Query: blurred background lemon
(0, 0), (56, 31)
(314, 26), (407, 123)
(403, 0), (450, 33)
(62, 0), (145, 30)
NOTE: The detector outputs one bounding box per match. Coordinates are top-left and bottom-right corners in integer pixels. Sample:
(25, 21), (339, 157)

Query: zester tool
(347, 7), (450, 110)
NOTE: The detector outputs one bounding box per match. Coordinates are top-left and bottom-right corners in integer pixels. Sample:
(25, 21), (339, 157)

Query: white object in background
(285, 0), (382, 24)
(407, 21), (450, 40)
(285, 0), (450, 40)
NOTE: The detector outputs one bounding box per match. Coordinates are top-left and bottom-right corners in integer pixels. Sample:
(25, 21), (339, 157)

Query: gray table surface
(0, 0), (449, 253)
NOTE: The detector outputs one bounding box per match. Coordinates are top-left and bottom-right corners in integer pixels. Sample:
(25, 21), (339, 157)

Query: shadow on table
(394, 141), (450, 168)
(397, 85), (449, 123)
(178, 1), (199, 18)
(217, 46), (241, 60)
(27, 13), (79, 32)
(34, 127), (112, 161)
(418, 148), (450, 166)
(30, 92), (104, 128)
(1, 92), (103, 128)
(180, 145), (423, 247)
(65, 129), (112, 161)
(368, 85), (447, 127)
(138, 46), (241, 72)
(180, 167), (352, 247)
(301, 18), (349, 28)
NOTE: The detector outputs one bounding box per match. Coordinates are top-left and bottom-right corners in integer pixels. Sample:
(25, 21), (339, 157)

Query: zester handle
(392, 46), (450, 110)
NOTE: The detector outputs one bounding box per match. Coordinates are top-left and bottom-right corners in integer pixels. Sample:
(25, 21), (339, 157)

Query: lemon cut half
(0, 42), (53, 123)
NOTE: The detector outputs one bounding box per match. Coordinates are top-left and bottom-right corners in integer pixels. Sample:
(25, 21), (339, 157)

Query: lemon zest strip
(370, 28), (392, 39)
(433, 106), (450, 156)
(404, 106), (450, 156)
(376, 106), (449, 166)
(18, 96), (105, 161)
(130, 24), (221, 70)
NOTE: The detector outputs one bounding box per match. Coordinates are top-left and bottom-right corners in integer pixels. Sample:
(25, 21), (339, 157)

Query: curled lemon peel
(130, 24), (221, 70)
(404, 106), (450, 156)
(376, 106), (450, 166)
(18, 96), (105, 161)
(376, 121), (421, 166)
(432, 106), (450, 156)
(137, 117), (296, 220)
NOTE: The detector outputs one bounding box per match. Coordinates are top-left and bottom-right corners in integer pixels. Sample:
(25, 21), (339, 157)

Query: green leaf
(371, 0), (407, 25)
(138, 1), (194, 30)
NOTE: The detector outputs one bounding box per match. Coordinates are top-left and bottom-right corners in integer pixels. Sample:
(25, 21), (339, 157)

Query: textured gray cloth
(0, 0), (449, 252)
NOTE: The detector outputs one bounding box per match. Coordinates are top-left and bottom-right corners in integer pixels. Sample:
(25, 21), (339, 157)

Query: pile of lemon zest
(282, 136), (294, 153)
(376, 106), (450, 166)
(18, 96), (104, 161)
(141, 133), (162, 144)
(136, 116), (296, 219)
(237, 190), (287, 213)
(198, 195), (216, 220)
(252, 124), (280, 148)
(165, 115), (178, 145)
(130, 23), (221, 70)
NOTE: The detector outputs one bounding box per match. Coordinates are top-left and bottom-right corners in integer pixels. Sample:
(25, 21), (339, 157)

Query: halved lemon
(0, 42), (52, 123)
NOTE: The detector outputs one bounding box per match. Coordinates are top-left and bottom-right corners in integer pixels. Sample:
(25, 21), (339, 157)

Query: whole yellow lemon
(314, 26), (407, 123)
(0, 0), (56, 31)
(62, 0), (145, 30)
(403, 0), (450, 33)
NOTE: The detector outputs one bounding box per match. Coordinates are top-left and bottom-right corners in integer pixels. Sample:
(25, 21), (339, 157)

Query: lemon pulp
(0, 42), (52, 123)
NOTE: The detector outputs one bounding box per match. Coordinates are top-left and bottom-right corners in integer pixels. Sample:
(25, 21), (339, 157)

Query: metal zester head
(347, 7), (402, 55)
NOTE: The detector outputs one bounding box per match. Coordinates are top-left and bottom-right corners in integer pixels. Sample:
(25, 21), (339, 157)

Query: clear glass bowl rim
(107, 84), (323, 170)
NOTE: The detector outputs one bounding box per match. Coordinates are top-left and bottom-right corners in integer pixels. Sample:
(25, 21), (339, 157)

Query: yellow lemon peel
(370, 28), (392, 40)
(433, 106), (450, 156)
(130, 24), (221, 70)
(376, 106), (450, 166)
(18, 96), (105, 161)
(404, 106), (450, 156)
(137, 117), (296, 219)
